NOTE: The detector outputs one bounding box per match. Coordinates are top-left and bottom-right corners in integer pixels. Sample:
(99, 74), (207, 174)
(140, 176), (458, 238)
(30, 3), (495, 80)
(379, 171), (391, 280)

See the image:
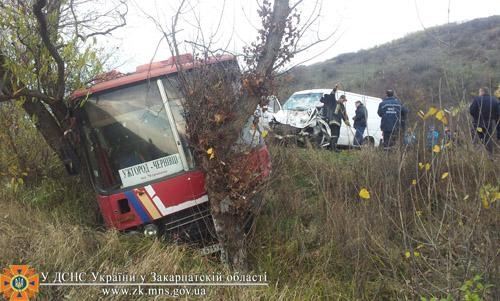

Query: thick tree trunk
(22, 99), (66, 161)
(212, 209), (248, 271)
(2, 54), (67, 165)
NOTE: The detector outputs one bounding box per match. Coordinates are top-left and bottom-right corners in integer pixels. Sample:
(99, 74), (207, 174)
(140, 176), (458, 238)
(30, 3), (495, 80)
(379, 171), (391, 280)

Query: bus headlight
(144, 224), (158, 237)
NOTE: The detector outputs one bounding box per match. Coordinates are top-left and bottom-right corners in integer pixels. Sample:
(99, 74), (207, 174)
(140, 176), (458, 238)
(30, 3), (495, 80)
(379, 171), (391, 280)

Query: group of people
(320, 84), (500, 153)
(320, 85), (369, 151)
(320, 85), (408, 151)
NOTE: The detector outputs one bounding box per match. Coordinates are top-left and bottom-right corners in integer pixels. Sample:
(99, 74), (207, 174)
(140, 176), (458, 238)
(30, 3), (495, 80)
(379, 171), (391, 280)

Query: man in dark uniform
(377, 89), (408, 148)
(320, 84), (350, 152)
(469, 87), (499, 154)
(352, 100), (367, 146)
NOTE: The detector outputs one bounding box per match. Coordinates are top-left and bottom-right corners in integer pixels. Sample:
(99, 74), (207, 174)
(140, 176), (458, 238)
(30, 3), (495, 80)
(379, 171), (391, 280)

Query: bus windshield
(80, 79), (194, 191)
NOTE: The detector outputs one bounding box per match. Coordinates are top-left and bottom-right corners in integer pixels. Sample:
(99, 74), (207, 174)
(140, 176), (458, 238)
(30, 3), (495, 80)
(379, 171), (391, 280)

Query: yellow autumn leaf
(207, 148), (215, 160)
(261, 130), (268, 138)
(416, 210), (422, 217)
(432, 145), (441, 153)
(418, 162), (424, 170)
(425, 163), (431, 171)
(481, 198), (490, 209)
(416, 244), (424, 249)
(414, 251), (420, 257)
(423, 107), (438, 119)
(495, 192), (500, 201)
(476, 127), (483, 133)
(411, 179), (417, 185)
(214, 113), (223, 123)
(435, 110), (444, 119)
(428, 107), (438, 114)
(444, 142), (451, 148)
(404, 251), (411, 258)
(417, 110), (425, 119)
(435, 110), (448, 125)
(359, 188), (370, 199)
(479, 185), (498, 209)
(441, 172), (449, 180)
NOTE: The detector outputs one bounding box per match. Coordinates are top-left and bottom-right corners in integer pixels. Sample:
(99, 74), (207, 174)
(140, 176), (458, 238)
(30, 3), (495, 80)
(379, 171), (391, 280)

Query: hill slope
(282, 15), (500, 110)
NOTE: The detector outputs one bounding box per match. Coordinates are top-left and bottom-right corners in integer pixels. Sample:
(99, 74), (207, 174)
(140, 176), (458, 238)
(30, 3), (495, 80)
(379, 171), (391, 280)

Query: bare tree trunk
(1, 50), (67, 165)
(212, 205), (249, 271)
(22, 99), (66, 161)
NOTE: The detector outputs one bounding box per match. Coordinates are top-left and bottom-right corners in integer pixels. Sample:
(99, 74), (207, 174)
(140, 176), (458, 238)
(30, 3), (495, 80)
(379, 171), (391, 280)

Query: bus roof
(71, 54), (235, 98)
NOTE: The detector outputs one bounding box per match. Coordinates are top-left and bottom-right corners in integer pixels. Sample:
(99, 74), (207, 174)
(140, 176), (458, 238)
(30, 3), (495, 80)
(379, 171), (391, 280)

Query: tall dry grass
(255, 133), (498, 299)
(0, 183), (278, 300)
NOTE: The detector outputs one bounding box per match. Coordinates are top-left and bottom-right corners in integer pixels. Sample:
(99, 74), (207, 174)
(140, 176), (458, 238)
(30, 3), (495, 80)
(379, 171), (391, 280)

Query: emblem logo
(0, 265), (39, 301)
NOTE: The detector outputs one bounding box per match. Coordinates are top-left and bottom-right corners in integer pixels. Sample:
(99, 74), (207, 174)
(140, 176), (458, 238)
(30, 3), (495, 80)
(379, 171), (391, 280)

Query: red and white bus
(71, 54), (271, 249)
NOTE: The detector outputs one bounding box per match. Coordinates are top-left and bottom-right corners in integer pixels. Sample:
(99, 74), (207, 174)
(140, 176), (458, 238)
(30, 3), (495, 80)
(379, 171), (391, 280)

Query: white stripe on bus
(145, 185), (209, 216)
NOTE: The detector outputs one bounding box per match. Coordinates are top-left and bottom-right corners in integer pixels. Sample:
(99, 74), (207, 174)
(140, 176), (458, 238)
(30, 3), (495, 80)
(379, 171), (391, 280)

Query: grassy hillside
(280, 15), (500, 112)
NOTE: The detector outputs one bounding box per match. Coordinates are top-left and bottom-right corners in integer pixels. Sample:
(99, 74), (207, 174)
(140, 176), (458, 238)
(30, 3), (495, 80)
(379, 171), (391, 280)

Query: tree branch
(0, 88), (55, 103)
(33, 0), (65, 102)
(255, 0), (290, 76)
(81, 1), (128, 41)
(184, 40), (240, 58)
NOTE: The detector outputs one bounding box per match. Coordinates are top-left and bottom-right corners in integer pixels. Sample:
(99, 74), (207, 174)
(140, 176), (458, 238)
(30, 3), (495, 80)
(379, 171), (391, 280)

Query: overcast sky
(107, 0), (500, 72)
